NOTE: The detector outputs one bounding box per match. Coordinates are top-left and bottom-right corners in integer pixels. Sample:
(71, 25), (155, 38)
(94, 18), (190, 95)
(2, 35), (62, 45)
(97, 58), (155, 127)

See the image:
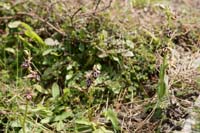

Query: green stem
(16, 36), (20, 87)
(16, 48), (19, 86)
(23, 100), (29, 133)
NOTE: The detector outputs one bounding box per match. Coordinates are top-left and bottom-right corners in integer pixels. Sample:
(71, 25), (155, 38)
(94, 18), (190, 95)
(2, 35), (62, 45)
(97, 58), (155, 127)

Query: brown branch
(17, 12), (66, 36)
(81, 0), (113, 17)
(70, 7), (83, 27)
(98, 0), (112, 12)
(0, 16), (17, 20)
(94, 0), (102, 12)
(0, 12), (66, 36)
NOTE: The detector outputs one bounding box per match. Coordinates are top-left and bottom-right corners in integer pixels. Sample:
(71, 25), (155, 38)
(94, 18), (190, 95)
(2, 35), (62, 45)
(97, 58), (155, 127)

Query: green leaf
(79, 44), (85, 52)
(42, 49), (54, 56)
(20, 22), (46, 47)
(65, 71), (73, 81)
(157, 54), (168, 100)
(53, 111), (73, 122)
(75, 119), (95, 133)
(10, 120), (21, 127)
(98, 52), (108, 58)
(0, 2), (11, 10)
(95, 63), (102, 70)
(122, 51), (134, 57)
(112, 56), (120, 63)
(31, 105), (53, 117)
(40, 117), (52, 124)
(17, 35), (36, 50)
(104, 108), (120, 130)
(98, 30), (108, 41)
(5, 48), (15, 55)
(126, 40), (134, 49)
(66, 64), (73, 70)
(109, 81), (121, 94)
(52, 82), (60, 98)
(56, 121), (65, 131)
(33, 84), (49, 94)
(93, 127), (113, 133)
(75, 119), (93, 126)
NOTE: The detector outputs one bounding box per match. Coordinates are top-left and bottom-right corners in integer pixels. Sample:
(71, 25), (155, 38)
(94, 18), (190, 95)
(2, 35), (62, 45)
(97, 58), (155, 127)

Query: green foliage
(2, 0), (199, 132)
(8, 21), (45, 48)
(52, 82), (60, 99)
(0, 0), (161, 131)
(157, 54), (168, 101)
(132, 0), (161, 8)
(20, 22), (46, 48)
(104, 108), (120, 131)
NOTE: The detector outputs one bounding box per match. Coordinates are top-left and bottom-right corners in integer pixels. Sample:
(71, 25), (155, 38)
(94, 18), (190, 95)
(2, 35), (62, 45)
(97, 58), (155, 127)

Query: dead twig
(70, 7), (83, 27)
(81, 0), (113, 17)
(0, 16), (17, 20)
(134, 102), (158, 132)
(17, 12), (66, 36)
(0, 12), (66, 36)
(94, 0), (102, 12)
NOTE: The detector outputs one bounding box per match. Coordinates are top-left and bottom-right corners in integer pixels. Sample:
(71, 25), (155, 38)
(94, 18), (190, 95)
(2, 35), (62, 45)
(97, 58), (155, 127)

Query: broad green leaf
(56, 121), (65, 131)
(75, 125), (93, 133)
(66, 64), (73, 70)
(20, 22), (46, 47)
(42, 49), (54, 56)
(0, 2), (11, 10)
(104, 108), (120, 130)
(8, 21), (21, 28)
(96, 63), (102, 70)
(157, 54), (168, 100)
(98, 30), (108, 41)
(75, 119), (95, 132)
(112, 56), (120, 62)
(79, 44), (85, 52)
(98, 52), (108, 58)
(110, 82), (121, 94)
(5, 48), (15, 54)
(50, 52), (61, 56)
(17, 35), (36, 50)
(31, 105), (53, 117)
(20, 22), (32, 30)
(40, 117), (52, 124)
(93, 127), (113, 133)
(53, 111), (73, 122)
(33, 84), (49, 94)
(126, 40), (134, 49)
(10, 120), (21, 127)
(75, 119), (94, 126)
(63, 88), (71, 95)
(65, 71), (73, 81)
(122, 51), (134, 57)
(143, 28), (159, 44)
(52, 83), (60, 98)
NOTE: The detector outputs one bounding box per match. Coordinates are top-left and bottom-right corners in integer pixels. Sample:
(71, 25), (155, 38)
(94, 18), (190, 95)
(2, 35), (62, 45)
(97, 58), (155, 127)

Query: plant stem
(23, 100), (29, 133)
(16, 36), (19, 87)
